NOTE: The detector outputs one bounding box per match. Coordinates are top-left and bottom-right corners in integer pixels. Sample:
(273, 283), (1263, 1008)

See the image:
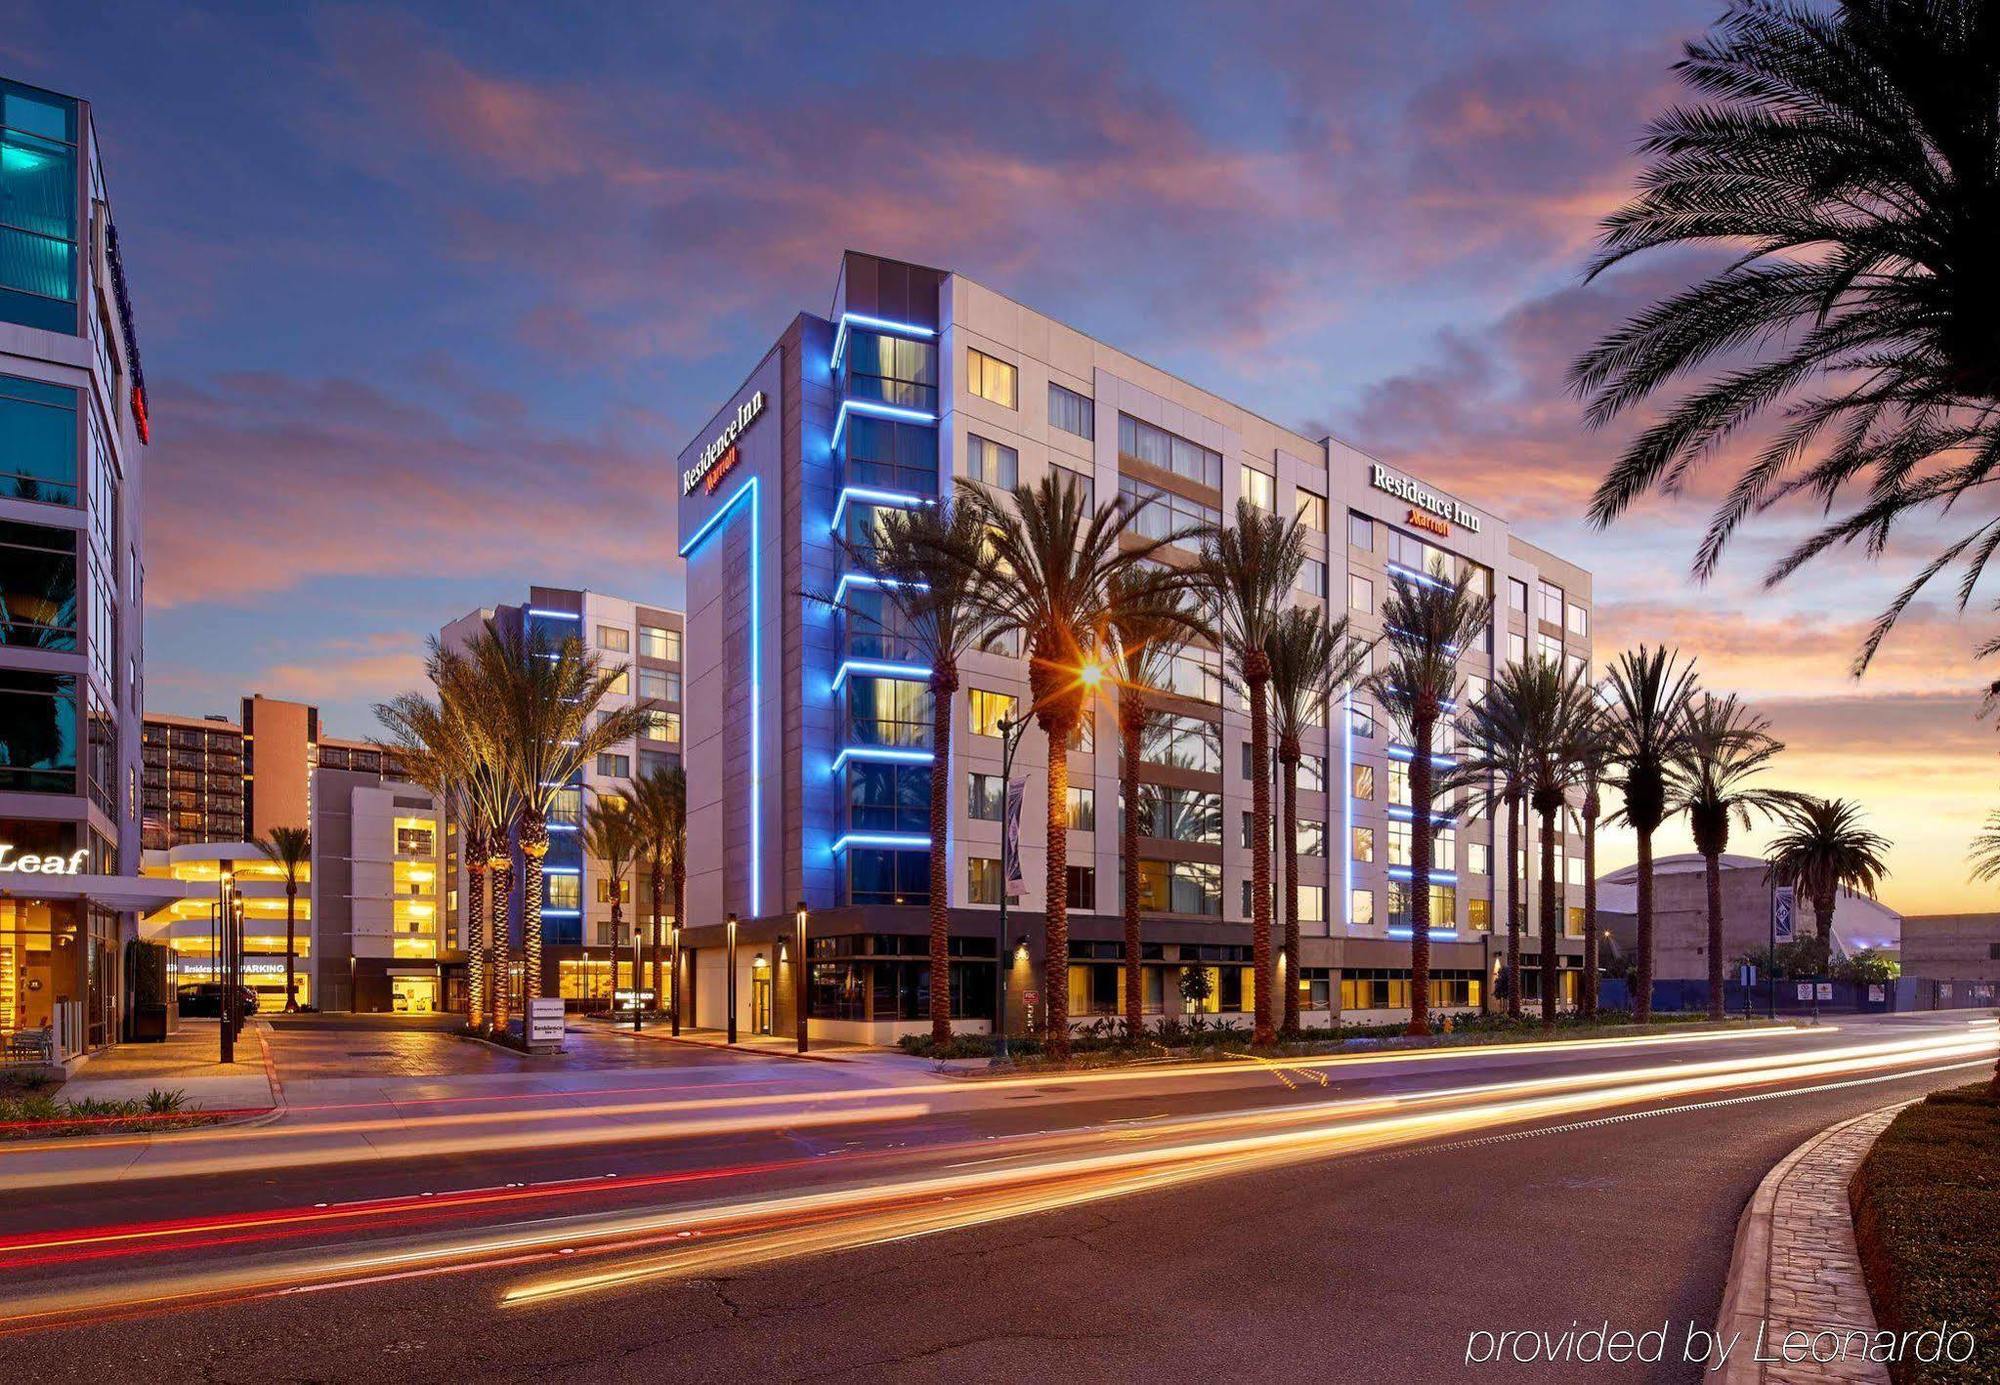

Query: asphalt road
(1, 1012), (1990, 1383)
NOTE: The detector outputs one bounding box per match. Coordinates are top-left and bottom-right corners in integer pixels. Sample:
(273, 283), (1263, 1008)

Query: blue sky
(13, 1), (1995, 908)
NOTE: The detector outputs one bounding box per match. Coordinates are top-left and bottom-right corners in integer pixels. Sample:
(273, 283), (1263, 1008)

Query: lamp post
(217, 871), (235, 1064)
(725, 912), (738, 1044)
(631, 913), (644, 1033)
(669, 922), (681, 1036)
(794, 900), (809, 1055)
(991, 712), (1033, 1066)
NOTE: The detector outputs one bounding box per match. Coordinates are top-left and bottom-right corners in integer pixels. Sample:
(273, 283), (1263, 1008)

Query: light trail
(0, 1023), (1985, 1335)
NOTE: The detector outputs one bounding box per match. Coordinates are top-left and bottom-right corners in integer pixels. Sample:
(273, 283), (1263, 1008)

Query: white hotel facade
(672, 252), (1593, 1042)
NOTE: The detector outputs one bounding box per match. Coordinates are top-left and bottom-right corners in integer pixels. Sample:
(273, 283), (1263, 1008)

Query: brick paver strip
(1713, 1102), (1913, 1385)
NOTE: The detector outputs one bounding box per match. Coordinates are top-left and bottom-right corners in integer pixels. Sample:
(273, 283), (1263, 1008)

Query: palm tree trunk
(466, 855), (487, 1031)
(1634, 829), (1655, 1023)
(927, 669), (957, 1047)
(1813, 892), (1835, 951)
(1506, 793), (1522, 1019)
(671, 858), (685, 1035)
(1705, 849), (1725, 1020)
(284, 882), (298, 1012)
(1581, 797), (1599, 1021)
(1121, 706), (1143, 1042)
(1249, 671), (1275, 1046)
(489, 855), (513, 1033)
(521, 814), (548, 1003)
(1281, 751), (1301, 1039)
(1539, 803), (1558, 1027)
(1044, 724), (1072, 1060)
(1408, 716), (1434, 1038)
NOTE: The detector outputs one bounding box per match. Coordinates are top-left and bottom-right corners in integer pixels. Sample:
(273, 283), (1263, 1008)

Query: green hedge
(1850, 1084), (2000, 1384)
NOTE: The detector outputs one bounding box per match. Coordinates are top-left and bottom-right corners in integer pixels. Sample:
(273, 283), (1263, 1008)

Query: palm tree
(1669, 693), (1791, 1020)
(1201, 500), (1310, 1046)
(582, 795), (642, 1010)
(1452, 664), (1532, 1018)
(1266, 606), (1372, 1037)
(1363, 564), (1492, 1036)
(1604, 646), (1699, 1021)
(1572, 1), (2000, 673)
(377, 667), (516, 1032)
(1510, 657), (1601, 1027)
(958, 474), (1188, 1059)
(1766, 796), (1892, 949)
(1573, 726), (1616, 1021)
(1968, 810), (2000, 1096)
(827, 498), (995, 1047)
(629, 764), (687, 1024)
(255, 826), (311, 1012)
(1100, 569), (1205, 1041)
(445, 623), (643, 1005)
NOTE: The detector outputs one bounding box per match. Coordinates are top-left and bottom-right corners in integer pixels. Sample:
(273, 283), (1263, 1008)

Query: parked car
(176, 983), (260, 1017)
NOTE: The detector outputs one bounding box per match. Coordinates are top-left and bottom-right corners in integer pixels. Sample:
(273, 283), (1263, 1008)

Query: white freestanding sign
(528, 996), (566, 1050)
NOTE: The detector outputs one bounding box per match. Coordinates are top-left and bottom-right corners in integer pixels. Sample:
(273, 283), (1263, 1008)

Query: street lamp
(669, 921), (682, 1036)
(795, 900), (809, 1055)
(990, 712), (1035, 1065)
(725, 912), (738, 1045)
(631, 909), (644, 1033)
(217, 870), (235, 1064)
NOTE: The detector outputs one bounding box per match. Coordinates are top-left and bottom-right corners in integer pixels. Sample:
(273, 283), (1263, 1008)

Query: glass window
(1137, 859), (1221, 916)
(1469, 897), (1491, 930)
(1389, 761), (1410, 807)
(1539, 632), (1563, 666)
(1567, 603), (1588, 637)
(1508, 631), (1527, 664)
(1349, 574), (1373, 614)
(641, 709), (680, 743)
(843, 413), (938, 495)
(1468, 842), (1489, 876)
(0, 669), (77, 792)
(546, 873), (581, 911)
(0, 519), (76, 649)
(966, 434), (1018, 489)
(1348, 512), (1373, 551)
(969, 857), (1003, 905)
(1137, 713), (1221, 774)
(847, 760), (930, 833)
(1297, 489), (1327, 532)
(0, 375), (77, 506)
(1052, 464), (1093, 510)
(1118, 414), (1222, 488)
(1567, 905), (1586, 938)
(848, 330), (938, 411)
(1298, 557), (1327, 600)
(1161, 646), (1222, 703)
(1066, 715), (1094, 755)
(596, 625), (629, 652)
(1298, 885), (1326, 924)
(638, 625), (681, 662)
(968, 772), (1004, 822)
(1351, 704), (1375, 739)
(1508, 578), (1528, 612)
(1352, 826), (1375, 862)
(966, 348), (1017, 408)
(1136, 785), (1222, 844)
(1047, 383), (1094, 439)
(1241, 465), (1275, 512)
(1066, 785), (1095, 832)
(1299, 818), (1327, 857)
(596, 752), (630, 778)
(1067, 864), (1096, 910)
(1119, 476), (1219, 552)
(0, 82), (78, 331)
(1350, 888), (1374, 926)
(1539, 580), (1564, 625)
(637, 668), (680, 703)
(969, 688), (1017, 738)
(1350, 763), (1374, 800)
(848, 845), (929, 907)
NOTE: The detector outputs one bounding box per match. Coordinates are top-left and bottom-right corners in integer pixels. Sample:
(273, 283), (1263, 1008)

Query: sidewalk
(1714, 1101), (1912, 1385)
(58, 1020), (278, 1111)
(586, 1020), (881, 1062)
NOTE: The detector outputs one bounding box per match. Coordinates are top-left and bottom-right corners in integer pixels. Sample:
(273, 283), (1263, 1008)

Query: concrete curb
(1714, 1100), (1914, 1385)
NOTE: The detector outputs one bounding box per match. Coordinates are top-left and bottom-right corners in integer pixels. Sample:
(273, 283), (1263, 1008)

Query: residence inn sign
(1370, 462), (1483, 534)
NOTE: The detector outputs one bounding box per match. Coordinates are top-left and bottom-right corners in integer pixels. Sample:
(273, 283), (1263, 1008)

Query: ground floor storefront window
(0, 895), (80, 1037)
(806, 934), (995, 1022)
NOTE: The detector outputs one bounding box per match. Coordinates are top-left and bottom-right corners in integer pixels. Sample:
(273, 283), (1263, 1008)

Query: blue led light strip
(830, 311), (936, 374)
(832, 572), (929, 605)
(831, 746), (935, 773)
(1388, 867), (1459, 884)
(678, 476), (762, 918)
(831, 831), (933, 854)
(526, 607), (582, 620)
(830, 484), (930, 533)
(831, 657), (932, 692)
(831, 399), (937, 453)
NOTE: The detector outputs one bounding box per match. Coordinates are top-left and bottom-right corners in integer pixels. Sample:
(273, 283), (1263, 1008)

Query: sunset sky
(13, 1), (1995, 913)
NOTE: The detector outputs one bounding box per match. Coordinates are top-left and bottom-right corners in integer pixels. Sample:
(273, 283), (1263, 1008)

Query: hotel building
(440, 586), (685, 1006)
(140, 696), (409, 850)
(0, 78), (154, 1056)
(674, 252), (1594, 1043)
